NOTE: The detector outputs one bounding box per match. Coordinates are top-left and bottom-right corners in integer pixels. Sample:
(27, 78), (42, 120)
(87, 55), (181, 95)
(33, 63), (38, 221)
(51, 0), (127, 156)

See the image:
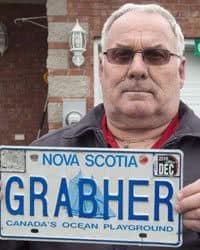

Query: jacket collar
(175, 101), (200, 138)
(62, 104), (105, 139)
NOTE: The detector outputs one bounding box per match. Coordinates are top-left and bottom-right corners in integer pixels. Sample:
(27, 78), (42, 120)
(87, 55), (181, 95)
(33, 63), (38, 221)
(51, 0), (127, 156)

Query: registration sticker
(0, 146), (183, 247)
(0, 149), (25, 173)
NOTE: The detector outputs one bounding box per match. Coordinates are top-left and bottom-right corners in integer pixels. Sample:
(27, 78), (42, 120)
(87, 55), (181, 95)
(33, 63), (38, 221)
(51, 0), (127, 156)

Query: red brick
(0, 3), (48, 145)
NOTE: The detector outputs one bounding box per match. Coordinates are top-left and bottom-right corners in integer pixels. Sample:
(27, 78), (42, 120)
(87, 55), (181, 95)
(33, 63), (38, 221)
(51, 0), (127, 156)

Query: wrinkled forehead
(106, 11), (176, 50)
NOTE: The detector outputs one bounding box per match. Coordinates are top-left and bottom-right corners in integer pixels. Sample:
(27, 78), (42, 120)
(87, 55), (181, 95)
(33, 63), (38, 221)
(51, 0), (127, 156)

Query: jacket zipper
(94, 129), (108, 147)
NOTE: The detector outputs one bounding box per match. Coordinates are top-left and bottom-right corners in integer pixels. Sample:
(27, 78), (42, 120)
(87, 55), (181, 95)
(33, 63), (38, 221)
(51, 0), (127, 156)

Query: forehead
(106, 11), (176, 49)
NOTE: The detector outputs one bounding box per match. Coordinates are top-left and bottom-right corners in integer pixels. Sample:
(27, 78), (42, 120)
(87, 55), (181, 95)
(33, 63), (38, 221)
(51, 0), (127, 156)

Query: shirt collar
(101, 114), (179, 149)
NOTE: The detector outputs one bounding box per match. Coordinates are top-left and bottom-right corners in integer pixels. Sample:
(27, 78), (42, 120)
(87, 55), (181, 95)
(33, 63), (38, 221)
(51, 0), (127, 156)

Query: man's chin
(120, 110), (153, 120)
(122, 102), (155, 117)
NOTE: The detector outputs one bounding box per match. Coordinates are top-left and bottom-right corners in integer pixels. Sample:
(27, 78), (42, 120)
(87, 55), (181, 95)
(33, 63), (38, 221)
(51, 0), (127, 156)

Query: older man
(1, 3), (200, 250)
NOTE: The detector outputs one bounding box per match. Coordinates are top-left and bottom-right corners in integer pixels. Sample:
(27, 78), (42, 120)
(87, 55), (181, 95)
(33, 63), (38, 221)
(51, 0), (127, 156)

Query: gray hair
(101, 3), (185, 56)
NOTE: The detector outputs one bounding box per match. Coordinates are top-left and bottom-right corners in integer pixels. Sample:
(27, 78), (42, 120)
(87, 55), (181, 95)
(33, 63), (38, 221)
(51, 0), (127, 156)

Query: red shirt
(101, 114), (179, 149)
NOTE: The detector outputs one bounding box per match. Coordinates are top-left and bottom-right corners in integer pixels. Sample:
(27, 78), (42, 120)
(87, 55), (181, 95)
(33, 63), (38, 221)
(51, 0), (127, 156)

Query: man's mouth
(122, 89), (153, 99)
(122, 89), (152, 94)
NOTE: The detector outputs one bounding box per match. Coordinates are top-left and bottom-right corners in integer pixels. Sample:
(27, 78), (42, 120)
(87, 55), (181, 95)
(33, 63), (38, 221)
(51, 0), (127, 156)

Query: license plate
(0, 146), (183, 247)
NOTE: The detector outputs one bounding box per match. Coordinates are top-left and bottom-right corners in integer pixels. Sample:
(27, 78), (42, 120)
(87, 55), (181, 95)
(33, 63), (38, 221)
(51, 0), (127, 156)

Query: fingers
(175, 179), (200, 213)
(183, 208), (200, 220)
(175, 192), (200, 213)
(183, 207), (200, 232)
(183, 219), (200, 232)
(177, 179), (200, 200)
(175, 179), (200, 232)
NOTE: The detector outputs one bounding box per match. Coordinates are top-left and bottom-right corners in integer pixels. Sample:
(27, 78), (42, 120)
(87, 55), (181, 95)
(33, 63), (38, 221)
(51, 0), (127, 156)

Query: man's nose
(127, 53), (148, 80)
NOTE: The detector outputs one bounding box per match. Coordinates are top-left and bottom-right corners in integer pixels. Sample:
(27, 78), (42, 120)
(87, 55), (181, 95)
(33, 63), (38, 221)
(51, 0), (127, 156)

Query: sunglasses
(103, 47), (181, 65)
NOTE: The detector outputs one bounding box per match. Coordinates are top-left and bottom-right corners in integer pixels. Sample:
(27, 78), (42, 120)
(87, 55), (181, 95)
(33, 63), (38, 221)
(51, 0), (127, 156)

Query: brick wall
(47, 0), (200, 130)
(0, 3), (48, 145)
(67, 0), (200, 37)
(46, 0), (89, 130)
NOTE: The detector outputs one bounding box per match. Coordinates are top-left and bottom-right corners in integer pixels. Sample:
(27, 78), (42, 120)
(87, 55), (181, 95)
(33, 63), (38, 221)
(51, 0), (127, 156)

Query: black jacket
(1, 102), (200, 250)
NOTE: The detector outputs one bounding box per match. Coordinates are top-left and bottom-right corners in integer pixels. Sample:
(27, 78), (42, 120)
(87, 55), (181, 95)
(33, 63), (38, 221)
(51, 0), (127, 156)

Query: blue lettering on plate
(85, 154), (138, 168)
(42, 153), (80, 167)
(4, 173), (174, 222)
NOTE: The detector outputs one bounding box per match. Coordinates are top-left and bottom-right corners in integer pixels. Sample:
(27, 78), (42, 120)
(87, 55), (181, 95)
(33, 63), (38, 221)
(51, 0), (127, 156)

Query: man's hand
(175, 179), (200, 232)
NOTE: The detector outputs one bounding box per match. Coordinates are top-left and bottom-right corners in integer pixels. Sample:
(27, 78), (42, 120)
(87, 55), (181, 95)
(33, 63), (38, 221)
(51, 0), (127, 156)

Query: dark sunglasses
(103, 47), (181, 65)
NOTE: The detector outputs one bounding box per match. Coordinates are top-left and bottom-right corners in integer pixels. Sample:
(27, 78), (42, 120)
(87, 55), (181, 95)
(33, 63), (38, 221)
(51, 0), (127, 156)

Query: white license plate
(0, 146), (183, 247)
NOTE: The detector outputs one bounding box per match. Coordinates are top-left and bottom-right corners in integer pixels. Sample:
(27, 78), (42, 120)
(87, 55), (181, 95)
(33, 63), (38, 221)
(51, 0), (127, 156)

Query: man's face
(99, 11), (186, 128)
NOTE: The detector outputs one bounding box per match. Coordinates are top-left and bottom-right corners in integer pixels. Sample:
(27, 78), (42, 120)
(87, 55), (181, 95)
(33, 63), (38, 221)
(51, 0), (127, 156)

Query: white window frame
(93, 38), (102, 106)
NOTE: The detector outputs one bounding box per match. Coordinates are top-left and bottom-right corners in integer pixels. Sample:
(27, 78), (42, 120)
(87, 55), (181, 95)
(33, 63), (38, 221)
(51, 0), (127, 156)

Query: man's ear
(179, 57), (186, 89)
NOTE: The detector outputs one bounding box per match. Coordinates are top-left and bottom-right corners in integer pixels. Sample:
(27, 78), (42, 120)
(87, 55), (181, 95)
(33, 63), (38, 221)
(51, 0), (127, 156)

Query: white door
(181, 40), (200, 117)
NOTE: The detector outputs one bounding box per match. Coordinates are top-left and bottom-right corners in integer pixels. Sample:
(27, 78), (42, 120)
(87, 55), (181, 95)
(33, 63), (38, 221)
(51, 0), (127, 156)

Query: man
(1, 3), (200, 250)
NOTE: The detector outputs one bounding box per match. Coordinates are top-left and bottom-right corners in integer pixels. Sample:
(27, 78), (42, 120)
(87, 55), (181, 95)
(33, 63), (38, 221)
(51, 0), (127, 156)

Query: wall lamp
(0, 22), (8, 56)
(69, 19), (87, 67)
